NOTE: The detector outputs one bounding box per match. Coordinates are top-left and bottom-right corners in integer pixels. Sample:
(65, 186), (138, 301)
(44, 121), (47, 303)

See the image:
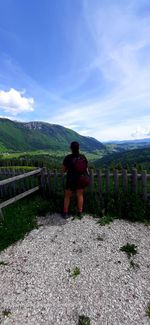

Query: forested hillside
(0, 118), (105, 153)
(95, 148), (150, 170)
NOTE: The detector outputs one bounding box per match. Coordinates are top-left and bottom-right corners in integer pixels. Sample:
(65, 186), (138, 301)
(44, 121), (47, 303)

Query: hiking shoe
(62, 212), (70, 219)
(77, 212), (83, 219)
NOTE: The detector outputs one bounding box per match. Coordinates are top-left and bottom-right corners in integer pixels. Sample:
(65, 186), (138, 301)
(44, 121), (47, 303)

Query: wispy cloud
(49, 0), (150, 140)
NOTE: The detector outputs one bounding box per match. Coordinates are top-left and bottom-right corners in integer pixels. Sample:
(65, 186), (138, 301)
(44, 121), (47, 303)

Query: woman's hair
(70, 141), (79, 154)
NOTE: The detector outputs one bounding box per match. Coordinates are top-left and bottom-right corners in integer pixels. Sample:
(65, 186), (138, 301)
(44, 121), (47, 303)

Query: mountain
(0, 118), (105, 153)
(105, 139), (150, 152)
(95, 147), (150, 169)
(106, 138), (150, 144)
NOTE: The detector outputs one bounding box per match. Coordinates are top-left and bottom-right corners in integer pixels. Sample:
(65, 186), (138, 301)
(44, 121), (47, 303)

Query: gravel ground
(0, 214), (150, 325)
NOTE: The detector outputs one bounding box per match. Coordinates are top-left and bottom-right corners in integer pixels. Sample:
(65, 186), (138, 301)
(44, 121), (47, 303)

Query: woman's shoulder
(79, 153), (88, 161)
(63, 154), (73, 164)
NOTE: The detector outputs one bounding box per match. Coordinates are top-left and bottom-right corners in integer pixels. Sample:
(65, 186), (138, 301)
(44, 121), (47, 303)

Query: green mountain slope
(95, 148), (150, 169)
(0, 118), (105, 153)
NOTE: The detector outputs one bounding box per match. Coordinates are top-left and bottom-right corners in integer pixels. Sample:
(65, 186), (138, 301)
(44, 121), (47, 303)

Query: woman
(62, 141), (89, 219)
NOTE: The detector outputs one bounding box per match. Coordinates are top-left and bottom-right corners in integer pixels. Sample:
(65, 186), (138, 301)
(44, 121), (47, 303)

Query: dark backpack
(72, 155), (87, 174)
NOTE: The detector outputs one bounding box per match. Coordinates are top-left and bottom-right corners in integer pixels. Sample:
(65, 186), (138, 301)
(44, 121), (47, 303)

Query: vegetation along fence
(0, 168), (150, 216)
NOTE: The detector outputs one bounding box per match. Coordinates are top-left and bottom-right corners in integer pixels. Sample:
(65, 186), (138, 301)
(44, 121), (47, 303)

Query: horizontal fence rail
(0, 168), (42, 186)
(0, 168), (150, 217)
(0, 168), (42, 217)
(0, 186), (40, 209)
(34, 168), (150, 201)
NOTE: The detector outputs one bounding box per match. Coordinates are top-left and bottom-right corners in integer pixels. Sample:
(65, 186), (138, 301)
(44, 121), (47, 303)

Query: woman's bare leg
(76, 189), (84, 212)
(63, 189), (72, 213)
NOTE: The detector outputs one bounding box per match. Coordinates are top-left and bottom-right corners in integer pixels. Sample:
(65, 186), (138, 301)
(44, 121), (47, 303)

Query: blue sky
(0, 0), (150, 141)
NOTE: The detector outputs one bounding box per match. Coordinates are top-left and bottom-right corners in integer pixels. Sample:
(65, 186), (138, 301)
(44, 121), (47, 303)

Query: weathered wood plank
(47, 171), (51, 194)
(122, 169), (128, 191)
(39, 168), (45, 195)
(131, 168), (138, 193)
(0, 186), (40, 209)
(62, 173), (65, 191)
(141, 170), (147, 201)
(114, 169), (119, 193)
(97, 169), (102, 195)
(90, 169), (94, 192)
(0, 208), (4, 221)
(54, 170), (58, 193)
(106, 169), (110, 192)
(0, 168), (42, 186)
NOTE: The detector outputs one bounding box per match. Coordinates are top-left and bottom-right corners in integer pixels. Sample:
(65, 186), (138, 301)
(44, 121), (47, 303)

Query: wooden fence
(0, 168), (42, 217)
(0, 168), (150, 217)
(88, 168), (149, 200)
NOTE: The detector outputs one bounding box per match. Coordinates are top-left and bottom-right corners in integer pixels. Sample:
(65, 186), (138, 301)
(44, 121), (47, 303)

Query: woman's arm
(61, 164), (67, 173)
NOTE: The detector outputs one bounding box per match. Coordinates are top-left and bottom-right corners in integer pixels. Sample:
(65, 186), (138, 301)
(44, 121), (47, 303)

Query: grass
(70, 267), (80, 279)
(2, 309), (11, 317)
(97, 214), (117, 226)
(0, 194), (50, 252)
(130, 260), (140, 269)
(120, 243), (138, 258)
(0, 166), (36, 170)
(0, 261), (8, 266)
(78, 315), (91, 325)
(146, 303), (150, 318)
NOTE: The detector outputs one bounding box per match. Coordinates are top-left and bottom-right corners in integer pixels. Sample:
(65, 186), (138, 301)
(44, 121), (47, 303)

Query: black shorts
(65, 176), (83, 191)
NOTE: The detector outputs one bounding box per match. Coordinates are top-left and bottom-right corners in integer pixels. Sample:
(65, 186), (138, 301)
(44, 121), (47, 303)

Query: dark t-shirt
(63, 153), (87, 173)
(63, 153), (88, 190)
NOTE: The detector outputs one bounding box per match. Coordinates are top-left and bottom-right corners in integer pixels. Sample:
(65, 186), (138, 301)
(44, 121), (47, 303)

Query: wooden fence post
(54, 170), (58, 193)
(62, 173), (65, 191)
(90, 169), (94, 192)
(39, 168), (45, 195)
(0, 208), (4, 221)
(114, 169), (119, 193)
(131, 168), (137, 193)
(47, 170), (51, 195)
(141, 170), (147, 201)
(106, 169), (110, 193)
(97, 169), (102, 195)
(0, 185), (3, 199)
(12, 169), (16, 196)
(122, 169), (128, 192)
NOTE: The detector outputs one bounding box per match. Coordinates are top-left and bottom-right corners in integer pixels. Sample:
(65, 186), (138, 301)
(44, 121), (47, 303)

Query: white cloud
(0, 88), (34, 115)
(131, 126), (150, 138)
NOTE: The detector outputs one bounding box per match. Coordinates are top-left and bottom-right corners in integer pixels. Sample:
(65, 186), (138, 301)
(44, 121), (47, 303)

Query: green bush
(116, 192), (150, 222)
(45, 190), (150, 223)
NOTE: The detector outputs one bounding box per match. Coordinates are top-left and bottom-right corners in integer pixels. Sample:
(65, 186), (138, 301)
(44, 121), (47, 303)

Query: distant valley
(0, 118), (150, 169)
(101, 139), (150, 169)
